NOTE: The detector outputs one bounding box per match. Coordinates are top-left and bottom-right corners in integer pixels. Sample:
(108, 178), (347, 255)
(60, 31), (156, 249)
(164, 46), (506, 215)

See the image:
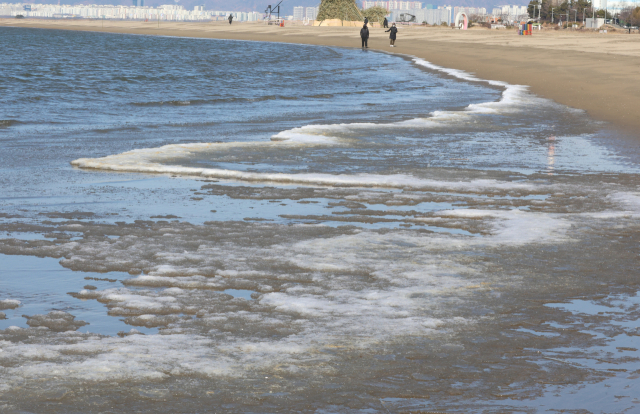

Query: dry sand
(3, 18), (640, 133)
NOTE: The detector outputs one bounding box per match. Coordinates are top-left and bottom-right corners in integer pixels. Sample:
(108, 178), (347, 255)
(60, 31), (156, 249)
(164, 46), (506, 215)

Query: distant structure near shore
(293, 6), (319, 21)
(0, 2), (263, 22)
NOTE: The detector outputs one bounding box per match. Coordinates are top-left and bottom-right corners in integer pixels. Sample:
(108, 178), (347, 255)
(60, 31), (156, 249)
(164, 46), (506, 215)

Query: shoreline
(3, 18), (640, 134)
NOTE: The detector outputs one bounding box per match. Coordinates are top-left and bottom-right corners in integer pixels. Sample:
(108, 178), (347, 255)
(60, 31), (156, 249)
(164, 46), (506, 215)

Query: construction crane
(265, 1), (283, 21)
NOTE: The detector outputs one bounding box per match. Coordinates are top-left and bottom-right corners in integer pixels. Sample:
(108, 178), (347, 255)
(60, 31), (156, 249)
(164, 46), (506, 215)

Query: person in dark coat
(383, 17), (388, 28)
(228, 14), (233, 24)
(385, 22), (397, 47)
(364, 17), (369, 25)
(360, 24), (369, 48)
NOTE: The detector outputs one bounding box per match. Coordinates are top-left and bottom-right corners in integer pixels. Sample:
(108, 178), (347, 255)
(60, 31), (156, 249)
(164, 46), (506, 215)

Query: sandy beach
(3, 17), (640, 133)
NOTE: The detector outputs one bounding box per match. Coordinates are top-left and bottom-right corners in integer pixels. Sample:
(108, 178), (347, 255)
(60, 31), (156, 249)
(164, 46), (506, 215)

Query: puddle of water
(515, 293), (640, 412)
(515, 327), (560, 337)
(0, 232), (47, 241)
(0, 254), (157, 336)
(223, 289), (255, 300)
(366, 201), (455, 212)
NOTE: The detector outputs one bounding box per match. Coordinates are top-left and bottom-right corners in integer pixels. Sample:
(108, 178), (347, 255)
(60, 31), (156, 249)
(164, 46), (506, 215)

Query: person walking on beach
(383, 17), (388, 28)
(228, 14), (233, 24)
(364, 16), (369, 25)
(385, 22), (398, 47)
(360, 24), (369, 48)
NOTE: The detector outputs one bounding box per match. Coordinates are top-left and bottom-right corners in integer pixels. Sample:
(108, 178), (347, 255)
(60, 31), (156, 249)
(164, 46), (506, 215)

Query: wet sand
(2, 18), (640, 133)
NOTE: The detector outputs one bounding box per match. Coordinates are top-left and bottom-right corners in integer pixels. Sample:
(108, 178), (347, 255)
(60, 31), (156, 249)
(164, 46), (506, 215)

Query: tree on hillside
(362, 6), (388, 23)
(317, 0), (363, 21)
(619, 6), (640, 26)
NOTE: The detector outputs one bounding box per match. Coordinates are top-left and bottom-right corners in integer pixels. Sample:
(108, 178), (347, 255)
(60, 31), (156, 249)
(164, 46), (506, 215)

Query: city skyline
(2, 0), (534, 15)
(3, 0), (629, 21)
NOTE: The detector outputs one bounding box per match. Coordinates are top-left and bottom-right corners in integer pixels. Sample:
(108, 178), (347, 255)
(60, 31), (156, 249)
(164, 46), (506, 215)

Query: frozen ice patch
(439, 209), (571, 244)
(0, 300), (21, 310)
(23, 311), (88, 332)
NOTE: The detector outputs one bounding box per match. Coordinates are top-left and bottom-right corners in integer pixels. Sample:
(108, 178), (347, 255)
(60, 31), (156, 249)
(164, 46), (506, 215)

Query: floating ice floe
(0, 300), (21, 311)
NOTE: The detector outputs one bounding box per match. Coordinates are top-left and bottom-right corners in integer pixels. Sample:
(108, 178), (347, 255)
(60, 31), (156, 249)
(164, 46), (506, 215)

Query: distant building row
(362, 1), (424, 11)
(292, 6), (319, 21)
(491, 5), (528, 17)
(0, 3), (264, 21)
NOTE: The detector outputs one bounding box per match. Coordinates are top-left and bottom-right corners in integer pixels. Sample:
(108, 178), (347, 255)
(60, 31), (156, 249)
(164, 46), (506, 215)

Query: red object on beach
(280, 20), (284, 27)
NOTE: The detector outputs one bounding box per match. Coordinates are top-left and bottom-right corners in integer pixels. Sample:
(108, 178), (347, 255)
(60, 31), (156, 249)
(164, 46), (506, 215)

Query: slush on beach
(1, 0), (640, 412)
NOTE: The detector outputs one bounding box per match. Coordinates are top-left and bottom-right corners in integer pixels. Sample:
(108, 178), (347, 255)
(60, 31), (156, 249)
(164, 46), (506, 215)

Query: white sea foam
(412, 57), (533, 115)
(72, 148), (540, 192)
(71, 56), (546, 192)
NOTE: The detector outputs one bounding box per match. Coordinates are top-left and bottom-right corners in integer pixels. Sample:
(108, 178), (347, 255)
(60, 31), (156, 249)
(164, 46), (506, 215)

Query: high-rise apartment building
(453, 6), (487, 16)
(293, 6), (304, 20)
(363, 1), (422, 10)
(492, 5), (528, 17)
(305, 6), (318, 20)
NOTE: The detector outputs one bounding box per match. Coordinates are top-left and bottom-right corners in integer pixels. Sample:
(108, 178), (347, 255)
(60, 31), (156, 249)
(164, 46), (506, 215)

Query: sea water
(1, 27), (639, 412)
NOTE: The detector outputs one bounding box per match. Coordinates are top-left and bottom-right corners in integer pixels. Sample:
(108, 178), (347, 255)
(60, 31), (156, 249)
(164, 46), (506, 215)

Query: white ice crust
(0, 300), (21, 310)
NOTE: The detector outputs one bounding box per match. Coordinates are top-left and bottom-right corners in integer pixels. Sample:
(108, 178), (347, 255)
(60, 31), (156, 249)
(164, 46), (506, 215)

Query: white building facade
(592, 0), (607, 9)
(305, 6), (318, 20)
(492, 5), (528, 18)
(453, 6), (487, 16)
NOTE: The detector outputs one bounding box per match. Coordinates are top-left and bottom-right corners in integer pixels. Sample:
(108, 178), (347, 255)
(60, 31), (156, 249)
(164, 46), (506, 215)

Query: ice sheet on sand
(438, 209), (571, 244)
(0, 196), (618, 395)
(607, 192), (640, 214)
(0, 334), (236, 383)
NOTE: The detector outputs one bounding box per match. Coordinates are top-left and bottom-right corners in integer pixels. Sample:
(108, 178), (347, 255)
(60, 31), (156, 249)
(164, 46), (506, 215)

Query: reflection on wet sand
(548, 135), (556, 175)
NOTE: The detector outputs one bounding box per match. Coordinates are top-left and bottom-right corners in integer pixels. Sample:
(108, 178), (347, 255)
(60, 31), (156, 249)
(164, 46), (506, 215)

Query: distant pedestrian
(383, 17), (388, 28)
(360, 24), (369, 48)
(385, 22), (398, 47)
(364, 17), (369, 25)
(228, 14), (233, 24)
